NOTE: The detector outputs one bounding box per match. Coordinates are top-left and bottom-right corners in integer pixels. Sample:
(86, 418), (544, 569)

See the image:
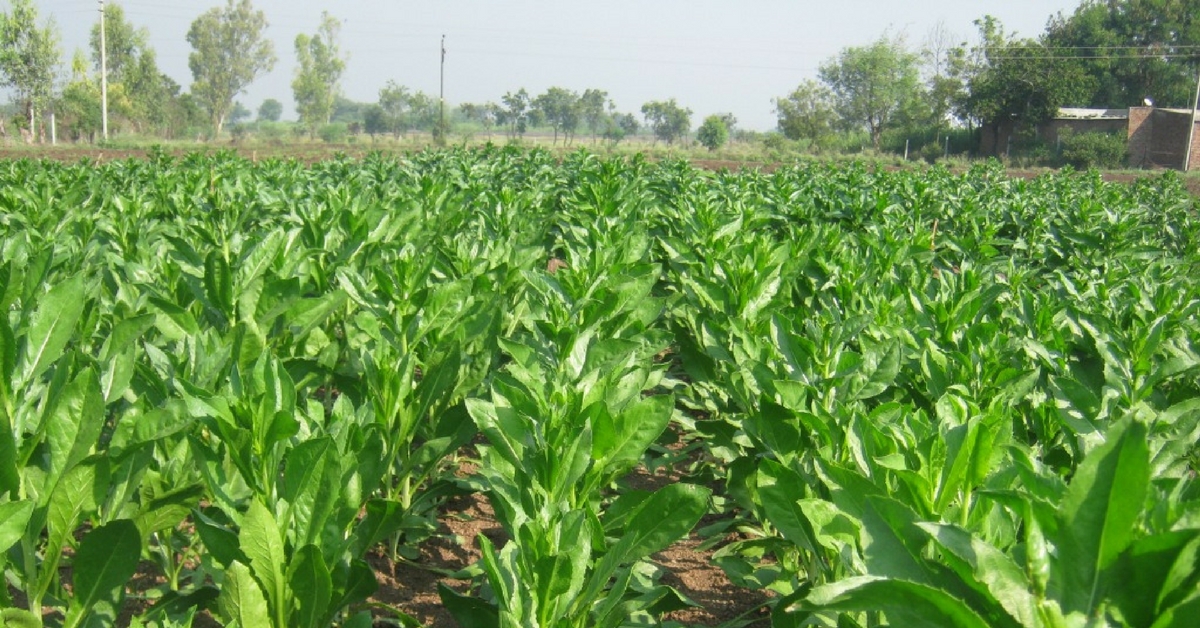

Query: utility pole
(99, 0), (109, 141)
(438, 34), (446, 146)
(1184, 64), (1200, 172)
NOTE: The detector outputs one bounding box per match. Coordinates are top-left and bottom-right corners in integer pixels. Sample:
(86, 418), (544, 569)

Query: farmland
(1, 147), (1199, 628)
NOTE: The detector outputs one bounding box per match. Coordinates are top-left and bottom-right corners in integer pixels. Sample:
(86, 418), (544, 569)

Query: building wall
(1190, 120), (1200, 171)
(1127, 107), (1153, 166)
(1151, 109), (1193, 169)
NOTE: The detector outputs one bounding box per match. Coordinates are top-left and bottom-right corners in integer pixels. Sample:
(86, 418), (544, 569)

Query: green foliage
(317, 122), (348, 143)
(0, 0), (59, 124)
(293, 12), (347, 137)
(775, 79), (839, 150)
(640, 98), (692, 144)
(1059, 129), (1127, 169)
(1045, 0), (1200, 108)
(532, 86), (581, 146)
(696, 114), (729, 151)
(819, 34), (922, 150)
(186, 0), (277, 136)
(964, 16), (1097, 140)
(258, 97), (283, 122)
(0, 151), (1197, 628)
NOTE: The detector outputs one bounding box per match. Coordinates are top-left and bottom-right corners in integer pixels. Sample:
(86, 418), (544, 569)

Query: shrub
(319, 123), (349, 144)
(1059, 128), (1126, 169)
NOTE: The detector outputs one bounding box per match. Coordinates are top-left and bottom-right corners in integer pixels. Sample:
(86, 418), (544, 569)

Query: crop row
(1, 148), (1198, 627)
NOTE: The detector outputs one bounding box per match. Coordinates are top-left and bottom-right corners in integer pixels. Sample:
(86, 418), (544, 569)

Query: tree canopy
(696, 114), (729, 151)
(818, 35), (921, 150)
(775, 80), (839, 150)
(186, 0), (276, 136)
(1044, 0), (1200, 108)
(0, 0), (60, 133)
(641, 99), (692, 144)
(293, 12), (346, 136)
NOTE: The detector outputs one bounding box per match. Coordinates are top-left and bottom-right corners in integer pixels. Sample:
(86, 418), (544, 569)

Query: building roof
(1056, 107), (1129, 120)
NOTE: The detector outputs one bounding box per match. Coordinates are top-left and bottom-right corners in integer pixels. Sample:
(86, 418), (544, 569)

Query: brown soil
(365, 445), (770, 627)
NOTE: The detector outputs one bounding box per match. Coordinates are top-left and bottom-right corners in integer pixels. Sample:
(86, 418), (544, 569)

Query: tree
(186, 0), (276, 136)
(818, 35), (921, 150)
(58, 49), (102, 142)
(0, 0), (60, 136)
(87, 5), (178, 135)
(603, 111), (640, 144)
(362, 104), (385, 140)
(500, 88), (532, 139)
(641, 99), (692, 144)
(1044, 0), (1200, 108)
(962, 17), (1097, 150)
(775, 80), (838, 149)
(378, 81), (411, 138)
(292, 12), (346, 137)
(89, 3), (144, 82)
(258, 98), (282, 121)
(696, 114), (729, 151)
(579, 88), (608, 143)
(407, 91), (438, 133)
(533, 87), (581, 145)
(228, 101), (251, 124)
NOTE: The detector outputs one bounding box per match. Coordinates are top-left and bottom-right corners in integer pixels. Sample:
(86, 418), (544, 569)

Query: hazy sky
(40, 0), (1083, 130)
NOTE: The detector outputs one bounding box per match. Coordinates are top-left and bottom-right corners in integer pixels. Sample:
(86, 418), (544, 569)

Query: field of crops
(1, 147), (1198, 628)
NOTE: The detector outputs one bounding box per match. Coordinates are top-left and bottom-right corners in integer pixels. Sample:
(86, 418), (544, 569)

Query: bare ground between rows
(370, 468), (771, 628)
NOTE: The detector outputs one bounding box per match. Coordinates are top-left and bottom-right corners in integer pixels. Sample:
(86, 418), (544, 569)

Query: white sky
(39, 0), (1083, 130)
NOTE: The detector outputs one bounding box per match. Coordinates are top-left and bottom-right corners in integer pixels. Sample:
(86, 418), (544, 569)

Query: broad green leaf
(0, 608), (42, 628)
(1158, 532), (1200, 615)
(19, 274), (86, 385)
(63, 519), (142, 628)
(592, 394), (673, 474)
(147, 296), (199, 341)
(1150, 593), (1200, 628)
(860, 496), (935, 585)
(240, 499), (289, 625)
(0, 416), (16, 498)
(919, 522), (1039, 628)
(284, 290), (348, 340)
(788, 576), (992, 628)
(288, 544), (332, 628)
(41, 460), (103, 596)
(757, 458), (819, 555)
(194, 509), (248, 570)
(217, 561), (273, 628)
(439, 583), (500, 628)
(281, 437), (337, 547)
(204, 251), (234, 321)
(1055, 418), (1149, 616)
(584, 483), (711, 604)
(133, 483), (205, 540)
(0, 500), (33, 554)
(45, 367), (105, 481)
(936, 420), (979, 514)
(1107, 531), (1200, 627)
(329, 558), (378, 616)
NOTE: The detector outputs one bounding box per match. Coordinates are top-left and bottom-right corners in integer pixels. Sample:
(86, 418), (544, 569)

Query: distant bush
(319, 123), (349, 144)
(1059, 129), (1126, 169)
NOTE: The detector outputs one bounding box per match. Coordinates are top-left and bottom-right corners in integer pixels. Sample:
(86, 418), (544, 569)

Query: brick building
(1127, 107), (1200, 170)
(980, 106), (1200, 171)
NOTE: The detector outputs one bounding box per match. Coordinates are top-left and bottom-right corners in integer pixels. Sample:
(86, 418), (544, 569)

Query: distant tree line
(774, 0), (1200, 160)
(2, 0), (1195, 159)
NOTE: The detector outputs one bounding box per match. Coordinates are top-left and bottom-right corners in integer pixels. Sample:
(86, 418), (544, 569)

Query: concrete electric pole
(99, 0), (109, 141)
